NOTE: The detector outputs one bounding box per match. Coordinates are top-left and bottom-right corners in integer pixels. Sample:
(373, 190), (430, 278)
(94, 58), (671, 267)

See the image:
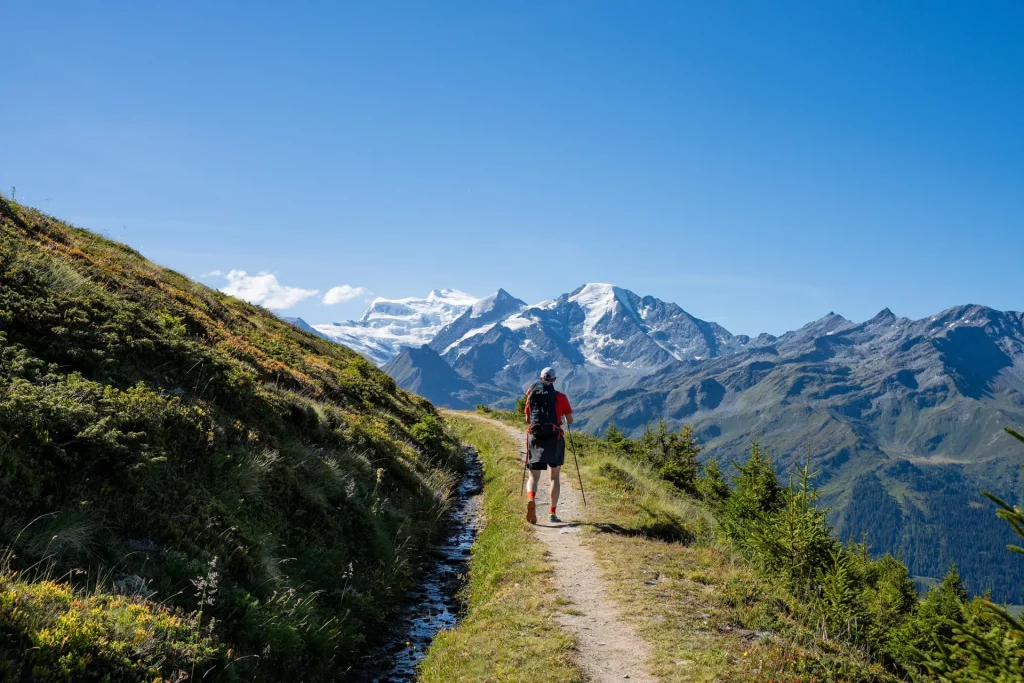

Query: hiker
(524, 367), (573, 524)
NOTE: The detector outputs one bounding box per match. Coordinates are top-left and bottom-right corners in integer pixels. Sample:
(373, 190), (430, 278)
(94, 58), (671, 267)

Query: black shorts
(527, 433), (565, 469)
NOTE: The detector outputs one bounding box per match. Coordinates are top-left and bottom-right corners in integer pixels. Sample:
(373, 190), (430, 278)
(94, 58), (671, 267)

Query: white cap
(540, 367), (556, 380)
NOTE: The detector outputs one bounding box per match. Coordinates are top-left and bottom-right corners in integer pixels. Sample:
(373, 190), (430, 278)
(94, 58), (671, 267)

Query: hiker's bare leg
(527, 468), (541, 496)
(549, 466), (561, 511)
(525, 467), (541, 523)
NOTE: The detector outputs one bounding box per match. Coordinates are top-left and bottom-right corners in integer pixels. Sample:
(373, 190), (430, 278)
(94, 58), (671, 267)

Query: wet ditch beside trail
(346, 444), (483, 682)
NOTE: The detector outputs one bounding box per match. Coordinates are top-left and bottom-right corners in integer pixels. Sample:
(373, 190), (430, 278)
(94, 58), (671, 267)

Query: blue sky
(2, 1), (1022, 335)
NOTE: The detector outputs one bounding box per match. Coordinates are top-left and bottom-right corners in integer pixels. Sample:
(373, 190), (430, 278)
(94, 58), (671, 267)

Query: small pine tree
(863, 553), (918, 651)
(897, 564), (970, 668)
(925, 565), (971, 626)
(748, 457), (838, 592)
(639, 421), (660, 457)
(815, 547), (865, 640)
(637, 420), (701, 494)
(603, 421), (624, 448)
(697, 457), (730, 506)
(515, 394), (527, 418)
(724, 441), (782, 535)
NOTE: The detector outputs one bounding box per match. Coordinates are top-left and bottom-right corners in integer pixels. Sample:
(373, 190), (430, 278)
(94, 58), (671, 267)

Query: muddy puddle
(346, 445), (483, 681)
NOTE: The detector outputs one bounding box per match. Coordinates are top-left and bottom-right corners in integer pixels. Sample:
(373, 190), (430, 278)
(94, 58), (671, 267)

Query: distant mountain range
(293, 284), (1024, 601)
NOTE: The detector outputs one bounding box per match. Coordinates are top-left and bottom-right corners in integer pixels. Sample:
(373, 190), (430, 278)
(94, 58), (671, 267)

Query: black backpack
(527, 381), (560, 439)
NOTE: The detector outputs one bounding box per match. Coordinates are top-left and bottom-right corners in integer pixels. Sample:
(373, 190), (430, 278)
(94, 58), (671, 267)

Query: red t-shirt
(524, 387), (572, 424)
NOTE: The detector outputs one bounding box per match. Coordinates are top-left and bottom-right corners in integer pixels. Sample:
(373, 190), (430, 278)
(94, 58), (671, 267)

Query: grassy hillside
(0, 199), (462, 681)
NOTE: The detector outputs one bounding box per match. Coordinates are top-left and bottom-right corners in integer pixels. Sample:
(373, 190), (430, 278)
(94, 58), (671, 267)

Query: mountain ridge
(428, 288), (527, 356)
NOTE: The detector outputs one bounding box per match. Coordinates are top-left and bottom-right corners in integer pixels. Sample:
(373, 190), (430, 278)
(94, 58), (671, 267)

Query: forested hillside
(0, 199), (462, 681)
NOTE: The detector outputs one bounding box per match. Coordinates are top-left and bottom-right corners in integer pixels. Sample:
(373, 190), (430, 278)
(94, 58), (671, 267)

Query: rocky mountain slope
(427, 288), (527, 356)
(383, 344), (505, 410)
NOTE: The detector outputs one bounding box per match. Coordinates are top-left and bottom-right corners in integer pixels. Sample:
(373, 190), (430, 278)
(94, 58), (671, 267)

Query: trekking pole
(566, 424), (587, 507)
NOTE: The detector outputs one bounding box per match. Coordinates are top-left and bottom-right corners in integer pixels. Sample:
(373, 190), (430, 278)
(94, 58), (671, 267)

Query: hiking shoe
(549, 513), (562, 523)
(526, 500), (537, 524)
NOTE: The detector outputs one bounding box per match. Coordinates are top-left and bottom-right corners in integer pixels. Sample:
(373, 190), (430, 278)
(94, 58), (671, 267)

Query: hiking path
(462, 413), (657, 683)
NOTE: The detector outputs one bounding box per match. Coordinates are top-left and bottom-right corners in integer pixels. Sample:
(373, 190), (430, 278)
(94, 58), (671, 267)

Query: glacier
(313, 288), (477, 365)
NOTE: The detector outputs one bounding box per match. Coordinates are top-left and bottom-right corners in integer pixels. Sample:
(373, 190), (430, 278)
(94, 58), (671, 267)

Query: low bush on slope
(0, 569), (219, 681)
(0, 199), (462, 681)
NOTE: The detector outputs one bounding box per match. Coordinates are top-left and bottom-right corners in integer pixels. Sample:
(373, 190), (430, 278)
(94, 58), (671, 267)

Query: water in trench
(347, 445), (483, 681)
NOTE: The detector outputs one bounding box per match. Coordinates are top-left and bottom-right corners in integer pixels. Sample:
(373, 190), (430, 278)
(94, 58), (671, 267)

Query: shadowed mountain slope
(384, 344), (506, 409)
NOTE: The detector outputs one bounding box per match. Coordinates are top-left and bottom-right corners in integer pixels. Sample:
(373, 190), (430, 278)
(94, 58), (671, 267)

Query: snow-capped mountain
(428, 289), (528, 356)
(313, 289), (477, 365)
(416, 283), (749, 405)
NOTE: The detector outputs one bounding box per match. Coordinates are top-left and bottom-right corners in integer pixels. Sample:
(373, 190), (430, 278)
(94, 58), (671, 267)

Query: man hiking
(524, 367), (573, 524)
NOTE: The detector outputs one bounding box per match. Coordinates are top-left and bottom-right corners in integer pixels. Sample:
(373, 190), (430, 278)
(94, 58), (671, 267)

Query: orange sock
(550, 506), (557, 514)
(527, 491), (536, 501)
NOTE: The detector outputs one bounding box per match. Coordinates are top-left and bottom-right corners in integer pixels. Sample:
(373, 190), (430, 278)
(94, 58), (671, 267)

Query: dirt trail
(465, 414), (657, 683)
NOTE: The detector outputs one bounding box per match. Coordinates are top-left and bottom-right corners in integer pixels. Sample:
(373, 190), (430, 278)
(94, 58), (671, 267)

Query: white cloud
(219, 270), (318, 310)
(323, 284), (372, 305)
(204, 269), (224, 277)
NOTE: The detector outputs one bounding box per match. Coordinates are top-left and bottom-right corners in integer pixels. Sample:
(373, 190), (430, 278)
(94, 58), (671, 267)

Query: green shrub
(723, 441), (783, 535)
(411, 413), (450, 457)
